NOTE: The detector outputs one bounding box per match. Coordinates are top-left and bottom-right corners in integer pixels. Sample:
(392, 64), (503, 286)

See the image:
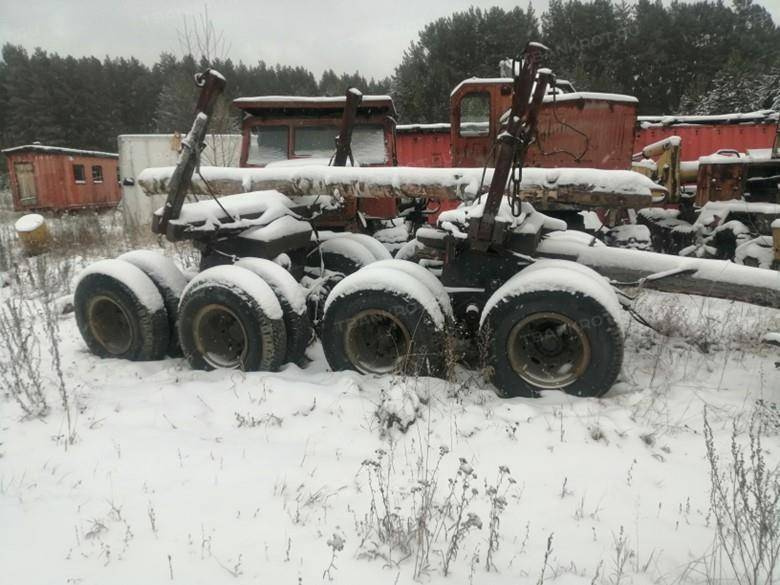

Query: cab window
(459, 93), (490, 137)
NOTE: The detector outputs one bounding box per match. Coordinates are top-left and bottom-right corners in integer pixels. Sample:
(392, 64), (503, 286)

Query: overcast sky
(2, 0), (779, 79)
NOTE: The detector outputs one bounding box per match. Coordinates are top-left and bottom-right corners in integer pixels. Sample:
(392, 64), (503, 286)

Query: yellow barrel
(15, 213), (51, 256)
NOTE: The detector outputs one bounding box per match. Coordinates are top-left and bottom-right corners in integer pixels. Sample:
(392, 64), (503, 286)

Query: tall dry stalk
(704, 408), (780, 585)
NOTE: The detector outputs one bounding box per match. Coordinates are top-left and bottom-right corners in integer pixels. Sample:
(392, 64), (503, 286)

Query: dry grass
(630, 291), (776, 352)
(704, 407), (780, 585)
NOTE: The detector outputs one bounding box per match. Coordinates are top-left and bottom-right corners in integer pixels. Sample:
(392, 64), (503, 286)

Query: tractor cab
(233, 94), (399, 225)
(234, 95), (397, 168)
(449, 77), (638, 170)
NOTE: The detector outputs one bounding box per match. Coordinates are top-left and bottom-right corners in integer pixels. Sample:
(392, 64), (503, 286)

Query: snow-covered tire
(118, 250), (188, 356)
(320, 232), (392, 262)
(341, 234), (393, 262)
(735, 236), (774, 269)
(519, 259), (616, 303)
(177, 265), (286, 371)
(395, 238), (423, 261)
(309, 238), (376, 275)
(235, 258), (313, 365)
(321, 268), (447, 376)
(359, 259), (453, 320)
(74, 259), (170, 361)
(480, 265), (623, 398)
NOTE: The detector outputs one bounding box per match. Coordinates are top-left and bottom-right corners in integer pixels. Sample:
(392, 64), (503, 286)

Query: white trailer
(118, 133), (242, 227)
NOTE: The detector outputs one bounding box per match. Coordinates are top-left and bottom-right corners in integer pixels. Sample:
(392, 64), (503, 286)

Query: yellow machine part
(633, 137), (682, 204)
(15, 214), (51, 256)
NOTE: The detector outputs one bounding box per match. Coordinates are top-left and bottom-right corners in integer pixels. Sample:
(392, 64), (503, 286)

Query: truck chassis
(72, 46), (780, 399)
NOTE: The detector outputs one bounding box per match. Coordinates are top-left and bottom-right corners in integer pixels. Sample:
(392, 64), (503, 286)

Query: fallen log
(537, 234), (780, 310)
(138, 165), (663, 209)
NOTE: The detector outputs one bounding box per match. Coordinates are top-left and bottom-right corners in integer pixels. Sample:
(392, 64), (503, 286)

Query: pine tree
(393, 6), (540, 122)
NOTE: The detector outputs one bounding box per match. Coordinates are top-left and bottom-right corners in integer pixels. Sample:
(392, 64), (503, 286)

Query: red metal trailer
(397, 103), (779, 170)
(3, 144), (121, 212)
(635, 111), (778, 160)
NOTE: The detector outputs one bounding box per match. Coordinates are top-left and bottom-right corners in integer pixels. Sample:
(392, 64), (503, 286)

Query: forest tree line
(1, 0), (779, 155)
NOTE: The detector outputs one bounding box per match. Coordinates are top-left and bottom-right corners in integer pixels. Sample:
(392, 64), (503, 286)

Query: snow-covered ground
(1, 215), (779, 584)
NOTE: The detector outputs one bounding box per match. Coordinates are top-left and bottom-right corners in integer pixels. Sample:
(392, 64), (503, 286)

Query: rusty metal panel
(636, 124), (776, 160)
(695, 160), (748, 206)
(527, 100), (637, 170)
(396, 132), (452, 167)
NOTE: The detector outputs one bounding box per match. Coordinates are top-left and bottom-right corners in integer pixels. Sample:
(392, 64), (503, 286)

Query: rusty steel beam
(158, 69), (226, 235)
(333, 88), (362, 167)
(472, 43), (548, 247)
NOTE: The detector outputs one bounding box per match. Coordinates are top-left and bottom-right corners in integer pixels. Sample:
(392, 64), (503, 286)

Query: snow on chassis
(73, 47), (780, 399)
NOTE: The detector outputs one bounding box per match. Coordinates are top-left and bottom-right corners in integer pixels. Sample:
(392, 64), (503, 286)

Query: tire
(735, 236), (774, 269)
(308, 238), (376, 275)
(520, 259), (616, 304)
(481, 268), (623, 398)
(119, 250), (188, 356)
(359, 259), (453, 320)
(235, 258), (313, 365)
(177, 265), (287, 372)
(339, 233), (393, 262)
(74, 259), (170, 361)
(321, 269), (447, 377)
(318, 231), (393, 262)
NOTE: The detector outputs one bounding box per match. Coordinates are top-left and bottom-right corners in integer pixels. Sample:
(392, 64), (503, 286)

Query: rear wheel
(118, 250), (187, 356)
(481, 265), (623, 398)
(320, 232), (392, 262)
(235, 257), (313, 365)
(308, 238), (376, 276)
(75, 259), (170, 361)
(321, 269), (447, 377)
(359, 259), (454, 320)
(177, 265), (286, 371)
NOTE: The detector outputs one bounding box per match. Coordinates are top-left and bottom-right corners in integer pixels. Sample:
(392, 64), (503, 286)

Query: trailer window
(73, 164), (86, 183)
(459, 93), (490, 137)
(91, 165), (103, 183)
(248, 126), (289, 165)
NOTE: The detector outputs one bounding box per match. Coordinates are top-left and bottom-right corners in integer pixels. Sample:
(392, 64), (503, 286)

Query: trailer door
(14, 162), (37, 206)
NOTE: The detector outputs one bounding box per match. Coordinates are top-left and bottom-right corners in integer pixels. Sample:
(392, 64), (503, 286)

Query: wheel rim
(507, 311), (591, 389)
(344, 309), (411, 374)
(87, 295), (133, 355)
(192, 304), (249, 369)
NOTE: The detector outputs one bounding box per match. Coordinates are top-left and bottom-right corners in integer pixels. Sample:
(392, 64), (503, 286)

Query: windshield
(247, 126), (288, 165)
(293, 125), (386, 164)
